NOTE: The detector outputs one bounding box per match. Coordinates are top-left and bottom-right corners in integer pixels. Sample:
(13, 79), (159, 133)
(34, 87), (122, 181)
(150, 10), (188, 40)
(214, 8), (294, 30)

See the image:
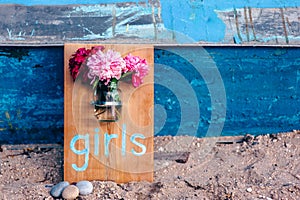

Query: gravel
(1, 131), (300, 199)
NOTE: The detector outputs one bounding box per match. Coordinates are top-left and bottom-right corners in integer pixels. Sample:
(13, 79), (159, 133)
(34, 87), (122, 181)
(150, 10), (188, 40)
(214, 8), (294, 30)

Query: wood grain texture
(0, 3), (163, 45)
(217, 7), (300, 45)
(64, 44), (154, 183)
(1, 3), (298, 45)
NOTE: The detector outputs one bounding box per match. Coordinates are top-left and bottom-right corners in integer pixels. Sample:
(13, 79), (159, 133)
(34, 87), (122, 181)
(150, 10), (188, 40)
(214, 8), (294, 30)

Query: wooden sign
(64, 44), (154, 183)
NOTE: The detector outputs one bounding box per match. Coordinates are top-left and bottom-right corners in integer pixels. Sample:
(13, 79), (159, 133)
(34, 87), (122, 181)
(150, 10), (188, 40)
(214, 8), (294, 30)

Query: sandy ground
(1, 131), (300, 200)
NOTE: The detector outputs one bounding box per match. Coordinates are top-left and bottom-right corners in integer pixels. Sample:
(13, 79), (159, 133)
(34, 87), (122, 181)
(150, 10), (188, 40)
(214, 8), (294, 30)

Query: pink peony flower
(124, 54), (149, 87)
(87, 49), (126, 85)
(70, 46), (149, 88)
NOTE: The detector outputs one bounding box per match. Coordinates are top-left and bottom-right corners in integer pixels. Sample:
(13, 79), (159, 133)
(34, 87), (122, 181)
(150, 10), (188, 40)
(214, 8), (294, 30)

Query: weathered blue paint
(0, 3), (160, 43)
(160, 0), (300, 42)
(2, 0), (298, 7)
(0, 47), (64, 144)
(0, 0), (145, 5)
(0, 46), (299, 144)
(155, 47), (300, 137)
(2, 0), (299, 43)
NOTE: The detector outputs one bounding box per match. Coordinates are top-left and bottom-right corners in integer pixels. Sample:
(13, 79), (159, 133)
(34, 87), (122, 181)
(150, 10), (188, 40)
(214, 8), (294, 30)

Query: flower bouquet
(69, 46), (149, 122)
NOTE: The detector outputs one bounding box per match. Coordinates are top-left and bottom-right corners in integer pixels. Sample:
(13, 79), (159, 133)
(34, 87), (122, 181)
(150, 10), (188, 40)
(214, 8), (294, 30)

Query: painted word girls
(70, 124), (146, 171)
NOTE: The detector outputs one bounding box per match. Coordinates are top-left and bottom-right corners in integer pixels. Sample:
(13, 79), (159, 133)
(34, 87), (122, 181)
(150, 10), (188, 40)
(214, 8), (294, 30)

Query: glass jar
(92, 81), (122, 122)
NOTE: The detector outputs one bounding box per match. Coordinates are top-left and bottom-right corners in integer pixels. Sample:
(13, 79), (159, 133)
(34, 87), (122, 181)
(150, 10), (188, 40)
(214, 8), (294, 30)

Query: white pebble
(158, 147), (164, 152)
(76, 180), (93, 195)
(246, 187), (253, 193)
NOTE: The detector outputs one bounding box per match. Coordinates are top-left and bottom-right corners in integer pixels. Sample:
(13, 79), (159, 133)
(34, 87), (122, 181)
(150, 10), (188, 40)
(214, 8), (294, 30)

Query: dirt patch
(1, 131), (300, 199)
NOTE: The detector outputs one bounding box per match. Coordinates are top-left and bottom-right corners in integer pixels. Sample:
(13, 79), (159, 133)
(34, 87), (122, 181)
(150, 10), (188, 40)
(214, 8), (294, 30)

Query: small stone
(246, 187), (253, 193)
(50, 181), (69, 198)
(76, 180), (93, 195)
(62, 185), (79, 200)
(158, 147), (164, 152)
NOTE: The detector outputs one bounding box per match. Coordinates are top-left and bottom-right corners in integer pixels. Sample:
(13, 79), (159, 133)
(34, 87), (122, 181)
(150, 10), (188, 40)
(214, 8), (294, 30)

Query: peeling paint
(1, 46), (299, 143)
(0, 47), (64, 144)
(160, 0), (300, 42)
(0, 1), (298, 44)
(0, 0), (147, 5)
(158, 46), (300, 136)
(217, 7), (300, 44)
(0, 3), (163, 44)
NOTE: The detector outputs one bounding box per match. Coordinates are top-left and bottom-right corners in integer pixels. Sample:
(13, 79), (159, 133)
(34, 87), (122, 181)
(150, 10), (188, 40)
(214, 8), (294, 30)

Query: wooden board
(0, 3), (162, 45)
(64, 44), (154, 183)
(0, 3), (299, 45)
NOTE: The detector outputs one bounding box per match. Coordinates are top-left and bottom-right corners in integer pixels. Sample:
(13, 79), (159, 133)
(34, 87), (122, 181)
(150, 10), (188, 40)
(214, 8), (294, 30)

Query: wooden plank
(1, 46), (300, 144)
(0, 3), (299, 45)
(0, 3), (163, 45)
(64, 43), (154, 183)
(217, 7), (300, 45)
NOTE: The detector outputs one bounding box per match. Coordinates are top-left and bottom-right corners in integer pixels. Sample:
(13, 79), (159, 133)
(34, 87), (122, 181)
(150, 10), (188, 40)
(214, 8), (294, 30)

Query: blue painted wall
(0, 46), (299, 144)
(0, 47), (64, 144)
(155, 47), (300, 137)
(0, 0), (299, 143)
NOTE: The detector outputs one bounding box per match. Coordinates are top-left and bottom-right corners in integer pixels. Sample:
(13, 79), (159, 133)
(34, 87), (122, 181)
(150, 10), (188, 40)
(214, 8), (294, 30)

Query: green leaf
(92, 79), (99, 90)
